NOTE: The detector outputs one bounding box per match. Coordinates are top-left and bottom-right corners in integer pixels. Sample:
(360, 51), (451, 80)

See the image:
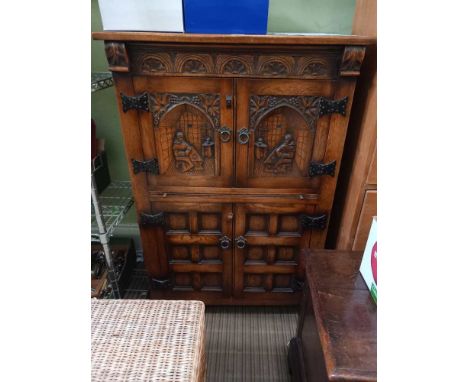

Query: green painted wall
(92, 0), (129, 182)
(91, 0), (355, 228)
(268, 0), (355, 34)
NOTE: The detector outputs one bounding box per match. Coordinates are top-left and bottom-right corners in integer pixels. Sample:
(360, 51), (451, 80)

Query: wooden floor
(123, 263), (298, 382)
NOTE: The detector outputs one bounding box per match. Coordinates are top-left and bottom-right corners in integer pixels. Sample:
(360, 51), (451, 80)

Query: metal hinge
(319, 96), (348, 116)
(132, 158), (159, 174)
(308, 161), (336, 177)
(291, 277), (305, 292)
(121, 92), (149, 113)
(140, 212), (165, 227)
(151, 278), (172, 289)
(299, 213), (328, 230)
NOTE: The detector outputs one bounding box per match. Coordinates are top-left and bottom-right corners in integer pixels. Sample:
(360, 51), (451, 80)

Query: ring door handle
(218, 235), (232, 250)
(238, 128), (250, 145)
(218, 126), (232, 143)
(235, 236), (247, 249)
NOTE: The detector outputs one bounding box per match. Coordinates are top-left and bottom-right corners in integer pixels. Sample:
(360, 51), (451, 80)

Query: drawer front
(129, 77), (235, 188)
(145, 202), (234, 297)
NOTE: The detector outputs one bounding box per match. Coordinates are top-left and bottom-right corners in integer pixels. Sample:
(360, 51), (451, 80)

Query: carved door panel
(131, 77), (234, 188)
(232, 203), (319, 301)
(235, 79), (347, 191)
(149, 201), (233, 297)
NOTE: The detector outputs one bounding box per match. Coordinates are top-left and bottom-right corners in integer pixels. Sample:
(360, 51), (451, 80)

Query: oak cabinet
(93, 32), (373, 304)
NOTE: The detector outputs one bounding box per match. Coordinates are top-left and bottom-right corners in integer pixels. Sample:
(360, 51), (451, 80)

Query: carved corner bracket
(140, 212), (166, 227)
(104, 42), (129, 72)
(340, 46), (366, 76)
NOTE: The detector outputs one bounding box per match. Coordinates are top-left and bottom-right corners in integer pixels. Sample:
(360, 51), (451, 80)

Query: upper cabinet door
(131, 77), (234, 188)
(235, 79), (348, 191)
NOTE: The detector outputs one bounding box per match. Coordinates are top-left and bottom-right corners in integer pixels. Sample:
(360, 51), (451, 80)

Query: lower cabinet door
(150, 202), (233, 299)
(232, 203), (316, 304)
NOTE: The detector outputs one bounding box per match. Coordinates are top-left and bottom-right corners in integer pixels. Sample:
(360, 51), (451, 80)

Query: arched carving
(140, 53), (172, 73)
(297, 57), (329, 77)
(150, 93), (220, 128)
(175, 54), (215, 74)
(257, 56), (294, 76)
(216, 55), (254, 75)
(249, 95), (321, 131)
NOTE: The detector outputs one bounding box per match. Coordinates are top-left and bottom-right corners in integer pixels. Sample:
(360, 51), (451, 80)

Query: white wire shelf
(91, 72), (114, 93)
(91, 181), (134, 242)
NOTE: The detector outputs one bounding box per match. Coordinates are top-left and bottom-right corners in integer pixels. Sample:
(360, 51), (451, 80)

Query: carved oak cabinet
(93, 32), (373, 305)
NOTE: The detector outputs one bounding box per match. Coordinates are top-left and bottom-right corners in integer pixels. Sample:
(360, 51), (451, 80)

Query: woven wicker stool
(91, 299), (206, 382)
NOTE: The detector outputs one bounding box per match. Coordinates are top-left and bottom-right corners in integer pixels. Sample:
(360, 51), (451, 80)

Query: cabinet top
(92, 32), (375, 46)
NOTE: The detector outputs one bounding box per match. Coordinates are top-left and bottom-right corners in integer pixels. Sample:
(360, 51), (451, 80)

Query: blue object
(183, 0), (269, 34)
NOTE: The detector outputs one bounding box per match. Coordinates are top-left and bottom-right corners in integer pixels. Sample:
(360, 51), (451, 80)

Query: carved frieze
(129, 45), (340, 79)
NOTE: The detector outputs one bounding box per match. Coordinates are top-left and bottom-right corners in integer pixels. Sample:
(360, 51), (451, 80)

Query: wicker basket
(91, 299), (206, 381)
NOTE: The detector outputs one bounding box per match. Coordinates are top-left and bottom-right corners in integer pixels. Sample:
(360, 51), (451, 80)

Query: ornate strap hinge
(299, 213), (328, 230)
(121, 92), (150, 113)
(140, 212), (165, 227)
(319, 96), (348, 116)
(151, 278), (172, 289)
(308, 161), (336, 177)
(291, 276), (305, 292)
(131, 158), (159, 174)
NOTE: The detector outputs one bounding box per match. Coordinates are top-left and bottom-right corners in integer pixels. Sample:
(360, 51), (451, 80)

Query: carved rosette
(340, 46), (366, 76)
(150, 93), (220, 128)
(249, 95), (322, 130)
(105, 42), (129, 72)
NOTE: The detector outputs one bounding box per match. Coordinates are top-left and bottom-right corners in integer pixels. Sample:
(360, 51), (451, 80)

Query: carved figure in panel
(253, 107), (313, 177)
(264, 133), (296, 174)
(157, 104), (216, 176)
(173, 131), (203, 172)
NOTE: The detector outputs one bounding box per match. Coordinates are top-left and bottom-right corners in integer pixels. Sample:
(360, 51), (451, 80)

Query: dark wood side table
(288, 250), (377, 381)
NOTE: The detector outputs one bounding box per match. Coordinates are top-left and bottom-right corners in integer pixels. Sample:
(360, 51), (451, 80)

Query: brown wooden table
(288, 250), (377, 381)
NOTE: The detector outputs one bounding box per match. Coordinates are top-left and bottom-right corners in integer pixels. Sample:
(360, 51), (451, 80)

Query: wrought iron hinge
(291, 277), (305, 292)
(121, 92), (149, 113)
(319, 96), (348, 116)
(299, 213), (328, 230)
(151, 278), (171, 289)
(308, 161), (336, 177)
(140, 212), (165, 227)
(131, 158), (159, 174)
